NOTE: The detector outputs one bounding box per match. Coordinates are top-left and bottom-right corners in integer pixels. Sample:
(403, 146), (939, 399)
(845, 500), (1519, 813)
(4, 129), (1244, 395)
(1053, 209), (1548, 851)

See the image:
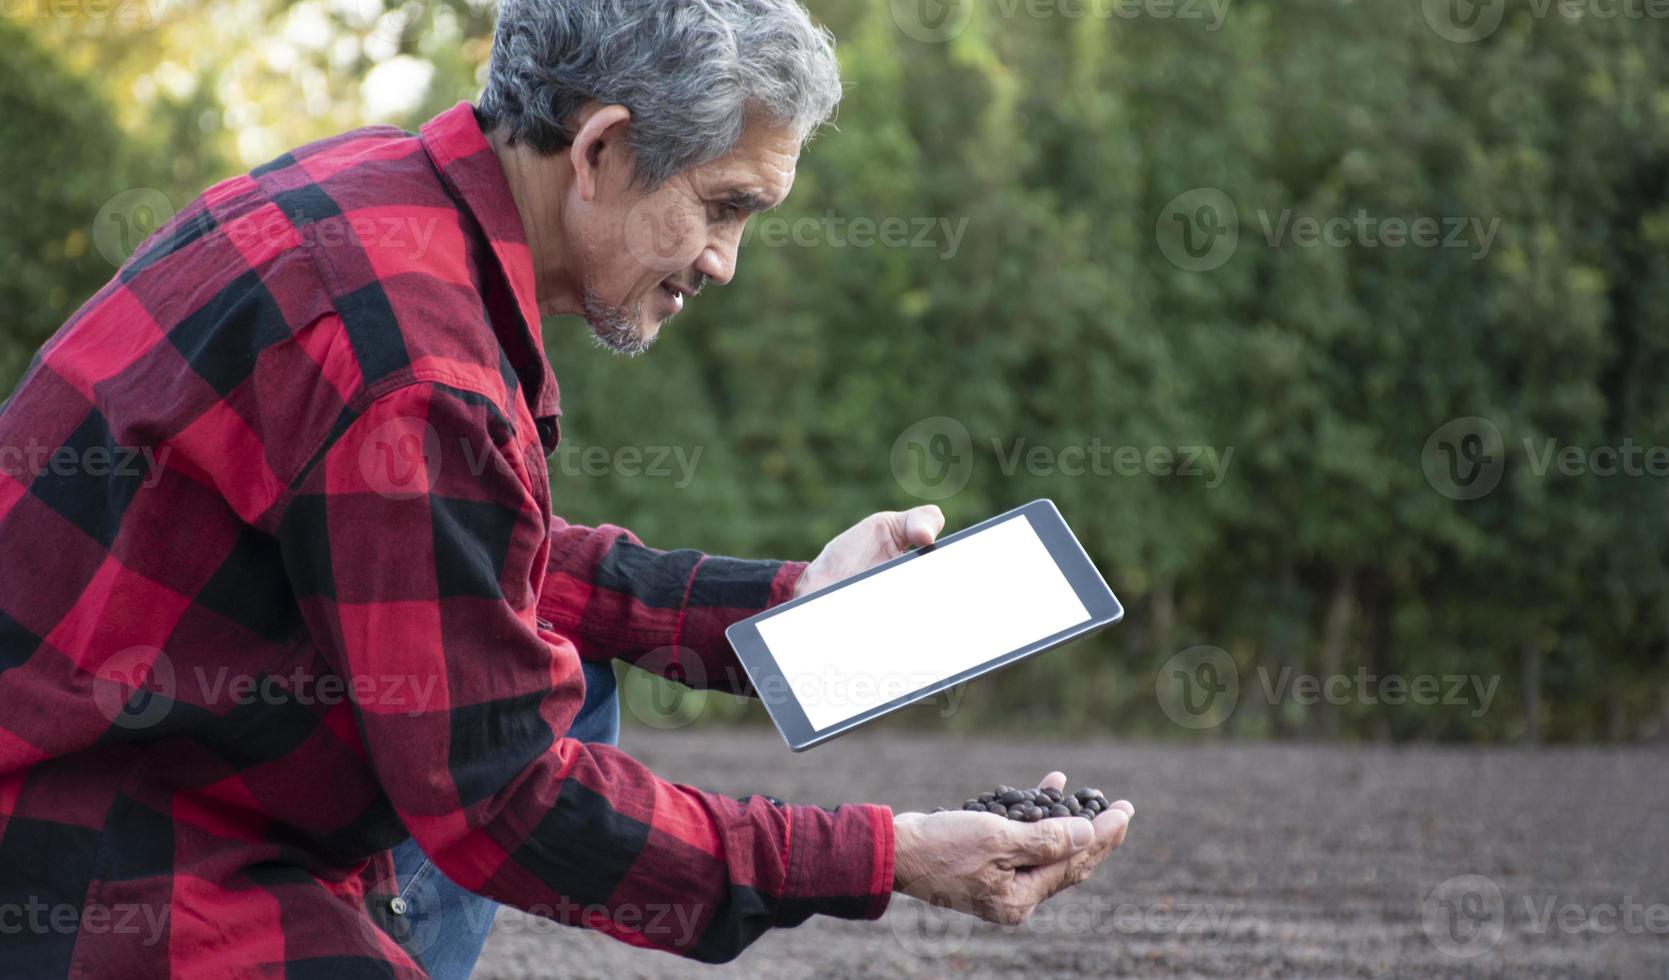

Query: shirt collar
(419, 101), (562, 436)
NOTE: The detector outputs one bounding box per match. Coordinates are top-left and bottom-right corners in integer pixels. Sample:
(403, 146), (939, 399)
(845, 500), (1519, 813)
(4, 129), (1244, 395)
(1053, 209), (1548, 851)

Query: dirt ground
(475, 729), (1668, 979)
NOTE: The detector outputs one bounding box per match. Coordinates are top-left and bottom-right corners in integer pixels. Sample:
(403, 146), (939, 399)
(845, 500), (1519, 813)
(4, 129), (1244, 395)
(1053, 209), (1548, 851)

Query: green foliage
(0, 18), (131, 391)
(6, 0), (1667, 740)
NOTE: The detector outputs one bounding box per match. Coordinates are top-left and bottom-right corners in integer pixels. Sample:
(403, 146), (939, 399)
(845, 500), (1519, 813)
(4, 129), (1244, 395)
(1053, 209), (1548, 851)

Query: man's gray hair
(478, 0), (842, 187)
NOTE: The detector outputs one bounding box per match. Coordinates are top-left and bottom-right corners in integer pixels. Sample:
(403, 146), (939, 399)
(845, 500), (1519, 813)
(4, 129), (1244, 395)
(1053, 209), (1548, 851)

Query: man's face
(573, 119), (800, 355)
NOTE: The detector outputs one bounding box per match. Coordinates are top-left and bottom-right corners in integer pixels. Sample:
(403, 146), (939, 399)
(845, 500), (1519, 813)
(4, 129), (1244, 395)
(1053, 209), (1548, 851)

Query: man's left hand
(792, 506), (946, 599)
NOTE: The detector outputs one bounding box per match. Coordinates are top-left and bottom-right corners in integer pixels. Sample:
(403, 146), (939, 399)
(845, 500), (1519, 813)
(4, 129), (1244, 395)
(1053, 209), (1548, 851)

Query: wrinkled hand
(793, 506), (946, 599)
(891, 771), (1134, 926)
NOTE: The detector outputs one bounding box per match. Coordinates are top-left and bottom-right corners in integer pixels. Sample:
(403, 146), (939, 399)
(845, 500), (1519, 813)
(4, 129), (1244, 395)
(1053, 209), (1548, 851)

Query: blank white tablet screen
(754, 513), (1090, 732)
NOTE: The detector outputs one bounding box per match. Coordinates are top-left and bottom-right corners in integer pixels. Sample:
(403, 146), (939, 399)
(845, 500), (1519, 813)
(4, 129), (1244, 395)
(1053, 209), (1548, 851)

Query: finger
(901, 505), (945, 548)
(1051, 807), (1132, 893)
(1035, 771), (1067, 794)
(1087, 805), (1132, 858)
(1010, 849), (1079, 910)
(999, 810), (1094, 866)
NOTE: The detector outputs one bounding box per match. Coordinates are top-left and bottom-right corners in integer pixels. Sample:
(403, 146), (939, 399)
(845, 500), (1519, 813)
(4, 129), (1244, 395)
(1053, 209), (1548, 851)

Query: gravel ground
(476, 729), (1669, 979)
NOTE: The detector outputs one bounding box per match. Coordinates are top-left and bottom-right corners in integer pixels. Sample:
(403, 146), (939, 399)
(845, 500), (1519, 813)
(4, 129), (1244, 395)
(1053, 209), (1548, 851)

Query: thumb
(901, 505), (946, 549)
(1005, 816), (1094, 865)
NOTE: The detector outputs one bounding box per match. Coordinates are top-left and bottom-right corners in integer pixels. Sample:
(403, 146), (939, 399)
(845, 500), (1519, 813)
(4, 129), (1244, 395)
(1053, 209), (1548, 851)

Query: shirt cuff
(777, 802), (895, 925)
(769, 560), (810, 606)
(673, 558), (811, 658)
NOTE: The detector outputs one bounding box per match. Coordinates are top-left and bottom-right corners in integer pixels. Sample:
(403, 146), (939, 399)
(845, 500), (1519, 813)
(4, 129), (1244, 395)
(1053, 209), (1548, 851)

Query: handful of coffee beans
(931, 785), (1111, 823)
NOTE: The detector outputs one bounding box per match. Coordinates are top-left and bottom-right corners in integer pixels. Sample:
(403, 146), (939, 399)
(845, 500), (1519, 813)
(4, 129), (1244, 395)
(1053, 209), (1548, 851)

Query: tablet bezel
(725, 498), (1123, 751)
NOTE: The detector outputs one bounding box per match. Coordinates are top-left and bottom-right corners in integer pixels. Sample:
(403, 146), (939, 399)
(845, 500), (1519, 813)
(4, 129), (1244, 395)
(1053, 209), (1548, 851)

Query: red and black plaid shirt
(0, 102), (893, 977)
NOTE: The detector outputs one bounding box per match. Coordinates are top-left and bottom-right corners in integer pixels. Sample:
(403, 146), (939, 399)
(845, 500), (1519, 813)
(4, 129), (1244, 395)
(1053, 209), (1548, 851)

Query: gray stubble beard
(582, 289), (658, 357)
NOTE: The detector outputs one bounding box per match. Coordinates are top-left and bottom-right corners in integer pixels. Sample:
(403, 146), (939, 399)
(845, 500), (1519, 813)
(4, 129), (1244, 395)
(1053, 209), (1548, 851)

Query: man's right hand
(890, 771), (1133, 925)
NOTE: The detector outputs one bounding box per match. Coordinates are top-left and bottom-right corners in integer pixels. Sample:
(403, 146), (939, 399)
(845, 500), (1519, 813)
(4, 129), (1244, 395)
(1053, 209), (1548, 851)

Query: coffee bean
(939, 784), (1113, 823)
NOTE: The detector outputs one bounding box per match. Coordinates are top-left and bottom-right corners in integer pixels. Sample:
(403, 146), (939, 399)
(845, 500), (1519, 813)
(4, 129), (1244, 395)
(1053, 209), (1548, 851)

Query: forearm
(539, 519), (806, 694)
(405, 733), (893, 961)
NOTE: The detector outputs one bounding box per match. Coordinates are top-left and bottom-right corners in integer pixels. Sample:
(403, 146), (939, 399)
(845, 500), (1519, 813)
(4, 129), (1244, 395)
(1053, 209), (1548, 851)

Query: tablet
(726, 499), (1123, 751)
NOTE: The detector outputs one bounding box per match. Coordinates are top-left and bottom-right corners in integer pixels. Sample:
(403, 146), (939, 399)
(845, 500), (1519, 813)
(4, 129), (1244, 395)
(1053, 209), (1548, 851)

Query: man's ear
(568, 104), (635, 203)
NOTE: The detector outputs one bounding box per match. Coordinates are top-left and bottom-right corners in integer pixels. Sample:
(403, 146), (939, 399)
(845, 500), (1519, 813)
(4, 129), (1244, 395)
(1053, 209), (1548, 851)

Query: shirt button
(389, 897), (410, 917)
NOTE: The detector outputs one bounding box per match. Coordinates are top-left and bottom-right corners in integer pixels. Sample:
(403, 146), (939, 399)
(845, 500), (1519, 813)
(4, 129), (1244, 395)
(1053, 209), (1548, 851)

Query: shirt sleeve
(537, 520), (807, 696)
(275, 381), (891, 962)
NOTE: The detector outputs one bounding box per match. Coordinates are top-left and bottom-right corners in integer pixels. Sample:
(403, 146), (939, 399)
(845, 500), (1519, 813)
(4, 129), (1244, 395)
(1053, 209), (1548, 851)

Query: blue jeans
(385, 660), (620, 979)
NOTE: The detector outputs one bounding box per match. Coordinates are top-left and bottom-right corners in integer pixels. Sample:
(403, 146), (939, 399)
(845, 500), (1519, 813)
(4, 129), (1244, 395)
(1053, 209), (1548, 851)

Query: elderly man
(0, 1), (1133, 976)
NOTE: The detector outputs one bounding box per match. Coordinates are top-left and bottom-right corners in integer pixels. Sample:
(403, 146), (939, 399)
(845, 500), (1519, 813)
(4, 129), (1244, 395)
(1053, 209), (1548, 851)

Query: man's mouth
(659, 276), (704, 315)
(658, 280), (685, 315)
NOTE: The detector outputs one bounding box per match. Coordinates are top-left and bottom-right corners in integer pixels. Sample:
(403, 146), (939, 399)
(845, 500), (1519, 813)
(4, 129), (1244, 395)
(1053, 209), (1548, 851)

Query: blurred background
(8, 2), (1669, 976)
(6, 0), (1669, 750)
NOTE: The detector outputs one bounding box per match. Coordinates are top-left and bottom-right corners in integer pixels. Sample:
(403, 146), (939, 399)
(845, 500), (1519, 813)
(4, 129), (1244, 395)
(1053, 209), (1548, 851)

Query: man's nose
(695, 230), (742, 286)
